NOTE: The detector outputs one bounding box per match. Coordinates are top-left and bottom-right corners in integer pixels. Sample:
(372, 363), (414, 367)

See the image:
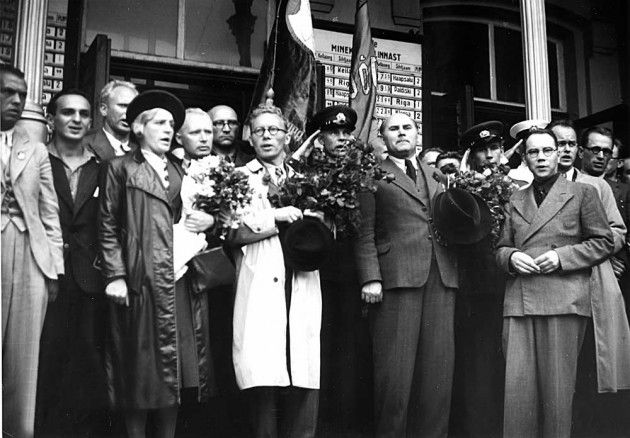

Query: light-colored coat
(2, 130), (63, 278)
(231, 159), (321, 390)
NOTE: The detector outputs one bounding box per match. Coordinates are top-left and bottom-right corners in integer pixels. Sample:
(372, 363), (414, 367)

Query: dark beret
(307, 105), (357, 135)
(460, 121), (504, 151)
(126, 90), (186, 132)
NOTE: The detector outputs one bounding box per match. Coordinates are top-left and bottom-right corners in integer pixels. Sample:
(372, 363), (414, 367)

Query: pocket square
(92, 186), (99, 197)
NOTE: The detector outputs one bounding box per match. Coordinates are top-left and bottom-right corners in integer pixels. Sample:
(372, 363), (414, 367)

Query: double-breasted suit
(496, 177), (615, 438)
(355, 157), (458, 438)
(2, 129), (64, 437)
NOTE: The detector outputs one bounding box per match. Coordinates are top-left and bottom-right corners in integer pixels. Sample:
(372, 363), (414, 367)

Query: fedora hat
(432, 188), (492, 245)
(282, 217), (334, 272)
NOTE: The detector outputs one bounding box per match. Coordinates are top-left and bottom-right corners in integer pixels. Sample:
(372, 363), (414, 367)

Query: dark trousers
(450, 295), (504, 438)
(370, 259), (456, 438)
(318, 278), (373, 436)
(35, 273), (109, 436)
(246, 386), (319, 438)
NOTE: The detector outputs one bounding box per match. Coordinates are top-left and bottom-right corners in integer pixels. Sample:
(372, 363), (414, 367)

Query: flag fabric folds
(349, 0), (378, 143)
(249, 0), (319, 150)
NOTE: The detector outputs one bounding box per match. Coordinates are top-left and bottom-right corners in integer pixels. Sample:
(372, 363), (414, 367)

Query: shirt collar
(102, 127), (130, 152)
(563, 166), (576, 181)
(2, 128), (15, 149)
(389, 154), (418, 171)
(47, 141), (95, 165)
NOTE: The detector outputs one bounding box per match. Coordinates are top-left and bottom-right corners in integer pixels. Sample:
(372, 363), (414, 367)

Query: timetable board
(42, 12), (67, 106)
(0, 0), (17, 64)
(313, 28), (422, 143)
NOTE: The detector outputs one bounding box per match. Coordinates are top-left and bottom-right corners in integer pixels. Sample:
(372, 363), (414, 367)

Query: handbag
(187, 246), (235, 294)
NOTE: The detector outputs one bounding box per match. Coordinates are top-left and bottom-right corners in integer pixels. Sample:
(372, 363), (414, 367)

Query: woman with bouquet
(99, 91), (215, 437)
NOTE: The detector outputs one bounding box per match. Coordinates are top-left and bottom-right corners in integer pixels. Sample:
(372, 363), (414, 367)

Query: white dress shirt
(103, 128), (131, 156)
(141, 149), (169, 189)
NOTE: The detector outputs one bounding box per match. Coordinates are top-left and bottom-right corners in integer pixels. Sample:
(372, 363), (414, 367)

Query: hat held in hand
(282, 217), (334, 272)
(432, 188), (492, 245)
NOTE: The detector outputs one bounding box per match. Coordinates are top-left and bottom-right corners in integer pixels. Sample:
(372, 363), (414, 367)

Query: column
(14, 0), (49, 143)
(519, 0), (551, 122)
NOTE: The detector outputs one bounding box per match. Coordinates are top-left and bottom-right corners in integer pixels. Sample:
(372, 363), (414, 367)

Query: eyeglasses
(583, 146), (613, 157)
(526, 147), (557, 158)
(557, 140), (577, 148)
(251, 126), (287, 137)
(213, 120), (239, 129)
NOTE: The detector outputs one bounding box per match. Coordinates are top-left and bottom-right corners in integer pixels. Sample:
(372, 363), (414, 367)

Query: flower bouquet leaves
(269, 139), (393, 235)
(185, 154), (253, 238)
(450, 164), (518, 245)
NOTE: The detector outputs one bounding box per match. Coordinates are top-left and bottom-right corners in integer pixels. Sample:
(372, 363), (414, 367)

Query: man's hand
(291, 129), (321, 161)
(510, 251), (541, 275)
(361, 281), (383, 304)
(611, 256), (626, 279)
(303, 209), (325, 224)
(274, 206), (303, 224)
(184, 210), (215, 233)
(46, 278), (59, 303)
(534, 250), (560, 274)
(105, 278), (129, 306)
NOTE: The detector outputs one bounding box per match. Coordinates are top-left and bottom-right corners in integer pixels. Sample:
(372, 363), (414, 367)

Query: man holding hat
(355, 112), (458, 437)
(228, 95), (329, 437)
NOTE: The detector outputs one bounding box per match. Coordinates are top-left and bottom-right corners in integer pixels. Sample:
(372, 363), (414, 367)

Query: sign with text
(314, 28), (422, 143)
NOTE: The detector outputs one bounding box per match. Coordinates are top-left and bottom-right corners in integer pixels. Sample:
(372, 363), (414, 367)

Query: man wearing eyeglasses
(207, 105), (253, 166)
(547, 120), (627, 279)
(496, 127), (616, 438)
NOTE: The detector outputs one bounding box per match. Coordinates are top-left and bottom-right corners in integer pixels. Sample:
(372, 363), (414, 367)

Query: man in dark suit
(35, 89), (108, 435)
(82, 80), (138, 161)
(1, 65), (64, 438)
(496, 127), (615, 438)
(207, 105), (253, 166)
(355, 112), (459, 437)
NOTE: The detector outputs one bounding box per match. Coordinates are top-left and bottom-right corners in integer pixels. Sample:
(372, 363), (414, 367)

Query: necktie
(275, 167), (285, 185)
(162, 158), (169, 189)
(405, 159), (416, 183)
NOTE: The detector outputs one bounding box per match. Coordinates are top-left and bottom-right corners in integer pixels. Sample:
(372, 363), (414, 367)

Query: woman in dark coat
(99, 91), (215, 437)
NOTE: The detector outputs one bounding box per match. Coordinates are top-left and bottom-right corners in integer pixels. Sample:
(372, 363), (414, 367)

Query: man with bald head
(355, 113), (458, 437)
(207, 105), (253, 166)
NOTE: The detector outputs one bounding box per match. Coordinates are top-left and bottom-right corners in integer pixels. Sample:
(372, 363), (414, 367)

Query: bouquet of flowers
(269, 139), (393, 235)
(450, 164), (518, 245)
(184, 154), (253, 238)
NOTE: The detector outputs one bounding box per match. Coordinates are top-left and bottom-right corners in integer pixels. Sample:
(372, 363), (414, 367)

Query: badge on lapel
(17, 151), (25, 160)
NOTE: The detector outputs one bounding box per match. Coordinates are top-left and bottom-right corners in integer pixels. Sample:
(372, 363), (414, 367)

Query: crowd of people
(2, 61), (630, 438)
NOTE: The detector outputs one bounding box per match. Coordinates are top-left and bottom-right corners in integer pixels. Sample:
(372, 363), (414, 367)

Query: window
(84, 0), (177, 57)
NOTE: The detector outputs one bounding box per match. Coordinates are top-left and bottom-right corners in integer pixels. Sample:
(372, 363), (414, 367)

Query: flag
(349, 0), (378, 143)
(249, 0), (319, 150)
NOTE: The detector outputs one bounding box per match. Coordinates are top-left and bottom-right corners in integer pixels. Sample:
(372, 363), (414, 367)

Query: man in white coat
(229, 99), (322, 438)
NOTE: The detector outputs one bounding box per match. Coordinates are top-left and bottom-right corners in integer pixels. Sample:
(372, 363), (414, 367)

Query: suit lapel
(10, 133), (35, 183)
(511, 187), (536, 225)
(72, 159), (99, 216)
(522, 177), (574, 244)
(85, 130), (115, 161)
(48, 154), (74, 211)
(382, 158), (426, 205)
(418, 160), (439, 205)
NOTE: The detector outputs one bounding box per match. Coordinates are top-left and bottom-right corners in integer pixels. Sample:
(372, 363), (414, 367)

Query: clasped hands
(510, 250), (560, 275)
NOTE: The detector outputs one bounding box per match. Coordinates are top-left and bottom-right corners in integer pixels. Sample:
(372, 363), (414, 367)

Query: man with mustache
(207, 104), (253, 166)
(1, 64), (64, 437)
(83, 80), (138, 161)
(36, 89), (108, 435)
(355, 112), (458, 437)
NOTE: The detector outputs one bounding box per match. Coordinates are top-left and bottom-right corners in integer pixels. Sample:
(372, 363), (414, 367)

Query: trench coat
(99, 148), (214, 409)
(230, 159), (322, 390)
